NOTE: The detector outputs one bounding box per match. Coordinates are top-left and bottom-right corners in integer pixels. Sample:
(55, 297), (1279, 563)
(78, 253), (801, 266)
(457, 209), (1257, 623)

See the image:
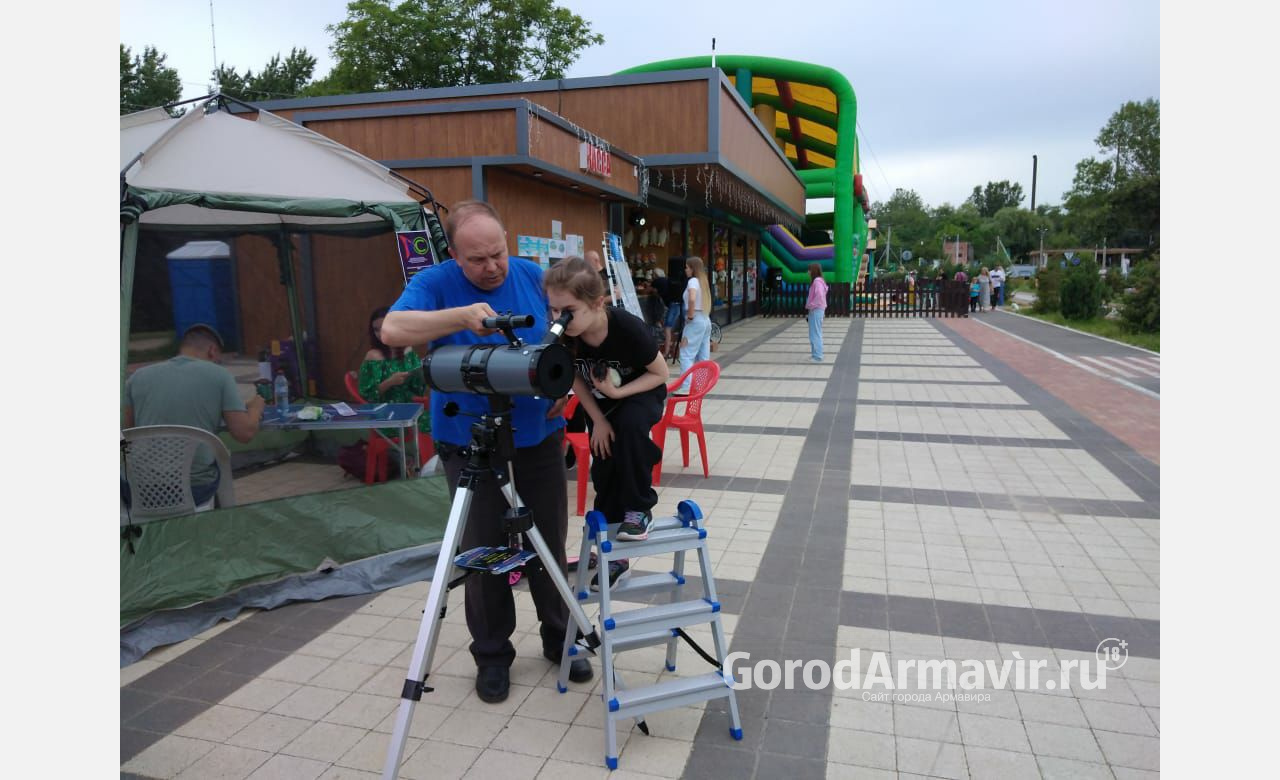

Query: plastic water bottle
(274, 371), (290, 414)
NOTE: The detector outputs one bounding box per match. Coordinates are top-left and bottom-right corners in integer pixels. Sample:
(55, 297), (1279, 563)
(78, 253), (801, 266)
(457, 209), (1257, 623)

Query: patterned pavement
(121, 313), (1159, 779)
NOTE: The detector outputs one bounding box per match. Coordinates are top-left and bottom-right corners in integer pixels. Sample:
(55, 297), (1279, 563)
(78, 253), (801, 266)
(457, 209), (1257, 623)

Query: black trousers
(588, 392), (665, 525)
(439, 430), (570, 668)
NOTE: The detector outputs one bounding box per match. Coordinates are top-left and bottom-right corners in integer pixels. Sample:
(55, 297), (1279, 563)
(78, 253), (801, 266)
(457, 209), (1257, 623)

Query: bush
(1033, 266), (1063, 314)
(1103, 268), (1126, 304)
(1121, 258), (1160, 333)
(1060, 260), (1106, 320)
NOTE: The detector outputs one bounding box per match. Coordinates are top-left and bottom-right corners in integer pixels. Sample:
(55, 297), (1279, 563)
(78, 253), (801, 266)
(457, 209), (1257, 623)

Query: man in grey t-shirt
(123, 324), (265, 503)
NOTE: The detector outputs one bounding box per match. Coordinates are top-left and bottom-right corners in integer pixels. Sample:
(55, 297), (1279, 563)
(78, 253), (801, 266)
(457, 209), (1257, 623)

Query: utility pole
(1038, 228), (1047, 268)
(1031, 154), (1038, 212)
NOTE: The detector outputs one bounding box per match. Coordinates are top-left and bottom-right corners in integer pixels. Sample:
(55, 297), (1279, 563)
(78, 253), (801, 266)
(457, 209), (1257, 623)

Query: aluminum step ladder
(557, 499), (742, 769)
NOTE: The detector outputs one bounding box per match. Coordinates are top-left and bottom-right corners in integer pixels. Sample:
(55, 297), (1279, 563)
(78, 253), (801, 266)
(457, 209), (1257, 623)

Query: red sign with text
(578, 141), (612, 178)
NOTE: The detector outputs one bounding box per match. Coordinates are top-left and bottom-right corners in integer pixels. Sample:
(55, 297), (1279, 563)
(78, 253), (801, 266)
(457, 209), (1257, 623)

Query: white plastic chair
(121, 425), (236, 522)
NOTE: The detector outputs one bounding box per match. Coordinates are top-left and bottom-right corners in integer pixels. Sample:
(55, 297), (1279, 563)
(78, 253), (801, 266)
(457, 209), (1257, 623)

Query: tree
(324, 0), (604, 92)
(120, 44), (182, 114)
(1059, 260), (1105, 320)
(965, 180), (1025, 218)
(1063, 99), (1159, 249)
(991, 207), (1048, 260)
(214, 48), (318, 102)
(1121, 257), (1159, 333)
(1097, 98), (1159, 182)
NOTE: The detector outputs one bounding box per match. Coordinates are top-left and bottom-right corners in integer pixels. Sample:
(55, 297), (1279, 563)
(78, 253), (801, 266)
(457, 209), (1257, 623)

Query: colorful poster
(552, 220), (563, 240)
(567, 234), (584, 258)
(396, 230), (437, 282)
(517, 235), (537, 257)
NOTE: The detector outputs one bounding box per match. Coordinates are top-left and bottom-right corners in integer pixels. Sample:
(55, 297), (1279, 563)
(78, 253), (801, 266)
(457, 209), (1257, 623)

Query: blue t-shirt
(390, 257), (564, 448)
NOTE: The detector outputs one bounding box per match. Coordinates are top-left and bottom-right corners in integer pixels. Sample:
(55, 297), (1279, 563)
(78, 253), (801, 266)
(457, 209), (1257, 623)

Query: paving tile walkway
(122, 313), (1159, 779)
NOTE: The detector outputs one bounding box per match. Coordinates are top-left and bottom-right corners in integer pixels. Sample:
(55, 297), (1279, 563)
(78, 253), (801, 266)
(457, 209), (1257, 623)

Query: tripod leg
(497, 481), (598, 645)
(557, 527), (593, 693)
(382, 485), (474, 779)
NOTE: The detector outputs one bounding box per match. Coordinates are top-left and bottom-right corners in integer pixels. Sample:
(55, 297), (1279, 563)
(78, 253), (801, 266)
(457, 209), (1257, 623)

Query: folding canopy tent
(120, 94), (438, 392)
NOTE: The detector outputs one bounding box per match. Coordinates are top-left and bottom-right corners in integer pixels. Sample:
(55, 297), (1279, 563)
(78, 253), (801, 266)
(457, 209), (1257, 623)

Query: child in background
(545, 256), (670, 542)
(969, 277), (981, 313)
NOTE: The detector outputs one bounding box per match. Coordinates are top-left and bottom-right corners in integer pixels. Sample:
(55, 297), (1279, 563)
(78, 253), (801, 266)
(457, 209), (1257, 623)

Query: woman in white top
(675, 256), (713, 394)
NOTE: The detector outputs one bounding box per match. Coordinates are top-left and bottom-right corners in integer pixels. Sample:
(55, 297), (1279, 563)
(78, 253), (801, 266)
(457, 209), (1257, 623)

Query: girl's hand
(592, 370), (621, 399)
(590, 419), (614, 458)
(388, 371), (409, 386)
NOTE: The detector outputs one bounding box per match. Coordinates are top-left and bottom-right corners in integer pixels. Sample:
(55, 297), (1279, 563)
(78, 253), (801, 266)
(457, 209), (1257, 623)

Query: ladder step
(605, 599), (720, 639)
(577, 571), (685, 604)
(609, 627), (679, 653)
(608, 671), (733, 719)
(602, 526), (706, 559)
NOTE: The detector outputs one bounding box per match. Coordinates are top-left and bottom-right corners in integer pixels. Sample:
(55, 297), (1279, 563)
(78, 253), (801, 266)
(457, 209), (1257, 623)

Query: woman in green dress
(359, 306), (431, 435)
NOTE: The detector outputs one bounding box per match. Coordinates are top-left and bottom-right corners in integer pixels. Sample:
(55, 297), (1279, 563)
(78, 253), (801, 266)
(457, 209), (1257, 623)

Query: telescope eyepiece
(481, 314), (534, 330)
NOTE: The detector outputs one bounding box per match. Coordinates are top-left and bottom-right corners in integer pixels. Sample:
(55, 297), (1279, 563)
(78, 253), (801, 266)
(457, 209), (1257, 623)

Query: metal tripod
(382, 396), (600, 778)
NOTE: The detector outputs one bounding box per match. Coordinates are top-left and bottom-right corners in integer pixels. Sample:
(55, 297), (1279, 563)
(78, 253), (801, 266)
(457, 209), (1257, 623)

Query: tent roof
(121, 99), (426, 234)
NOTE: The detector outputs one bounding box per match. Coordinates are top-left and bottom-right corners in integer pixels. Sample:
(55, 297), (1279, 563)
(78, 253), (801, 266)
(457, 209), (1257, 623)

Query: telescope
(421, 312), (574, 397)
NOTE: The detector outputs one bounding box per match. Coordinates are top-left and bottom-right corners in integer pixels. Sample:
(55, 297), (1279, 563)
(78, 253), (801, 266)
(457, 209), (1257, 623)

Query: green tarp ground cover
(121, 476), (451, 628)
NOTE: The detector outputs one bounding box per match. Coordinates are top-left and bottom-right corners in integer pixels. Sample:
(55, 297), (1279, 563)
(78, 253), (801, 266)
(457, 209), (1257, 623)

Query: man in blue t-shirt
(384, 200), (591, 702)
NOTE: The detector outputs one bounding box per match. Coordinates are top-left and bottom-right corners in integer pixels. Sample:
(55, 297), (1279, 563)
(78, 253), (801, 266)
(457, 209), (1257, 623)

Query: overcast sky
(120, 0), (1159, 211)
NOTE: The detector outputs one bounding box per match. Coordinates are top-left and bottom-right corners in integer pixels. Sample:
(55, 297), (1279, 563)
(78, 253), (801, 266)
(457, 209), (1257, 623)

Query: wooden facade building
(235, 69), (806, 397)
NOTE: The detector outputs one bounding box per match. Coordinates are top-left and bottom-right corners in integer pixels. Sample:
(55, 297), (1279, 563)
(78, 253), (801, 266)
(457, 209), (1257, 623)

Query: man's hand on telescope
(457, 302), (501, 336)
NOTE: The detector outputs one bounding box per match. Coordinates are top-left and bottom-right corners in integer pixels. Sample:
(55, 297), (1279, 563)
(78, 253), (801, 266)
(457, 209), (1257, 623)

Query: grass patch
(1016, 310), (1159, 352)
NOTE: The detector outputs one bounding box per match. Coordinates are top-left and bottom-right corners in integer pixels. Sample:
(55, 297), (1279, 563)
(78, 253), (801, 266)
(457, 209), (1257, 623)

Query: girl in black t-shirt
(545, 256), (670, 541)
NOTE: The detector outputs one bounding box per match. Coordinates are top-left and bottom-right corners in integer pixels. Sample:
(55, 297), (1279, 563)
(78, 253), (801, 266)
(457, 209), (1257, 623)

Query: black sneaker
(475, 665), (510, 703)
(590, 559), (631, 591)
(615, 510), (652, 542)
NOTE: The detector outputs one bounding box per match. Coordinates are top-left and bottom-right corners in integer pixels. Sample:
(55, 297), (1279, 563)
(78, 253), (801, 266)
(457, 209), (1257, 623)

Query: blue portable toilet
(166, 241), (240, 351)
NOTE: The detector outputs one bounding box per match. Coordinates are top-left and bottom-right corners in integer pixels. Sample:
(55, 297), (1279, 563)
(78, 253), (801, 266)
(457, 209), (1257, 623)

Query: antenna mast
(209, 0), (220, 93)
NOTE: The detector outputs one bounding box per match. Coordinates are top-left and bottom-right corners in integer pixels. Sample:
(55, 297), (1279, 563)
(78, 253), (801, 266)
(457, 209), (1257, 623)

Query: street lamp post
(1038, 228), (1047, 268)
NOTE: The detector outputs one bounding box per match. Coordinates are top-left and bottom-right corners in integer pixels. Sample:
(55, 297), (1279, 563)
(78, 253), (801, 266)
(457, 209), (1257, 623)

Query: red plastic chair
(343, 370), (433, 482)
(651, 360), (720, 486)
(562, 394), (592, 516)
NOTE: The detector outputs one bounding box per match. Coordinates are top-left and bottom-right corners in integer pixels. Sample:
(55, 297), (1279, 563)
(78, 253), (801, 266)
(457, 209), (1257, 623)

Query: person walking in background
(990, 265), (1006, 308)
(675, 256), (712, 395)
(806, 262), (829, 362)
(978, 267), (992, 313)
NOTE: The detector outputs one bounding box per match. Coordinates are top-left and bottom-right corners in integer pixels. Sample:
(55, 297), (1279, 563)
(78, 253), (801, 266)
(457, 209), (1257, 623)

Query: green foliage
(120, 44), (182, 114)
(1033, 266), (1063, 314)
(1059, 261), (1105, 320)
(966, 180), (1025, 218)
(215, 48), (318, 102)
(325, 0), (604, 92)
(1062, 99), (1160, 250)
(1102, 268), (1126, 303)
(1121, 258), (1160, 333)
(991, 207), (1049, 261)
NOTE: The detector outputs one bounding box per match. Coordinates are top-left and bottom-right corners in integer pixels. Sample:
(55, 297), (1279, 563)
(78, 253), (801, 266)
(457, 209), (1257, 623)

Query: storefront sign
(579, 141), (612, 178)
(396, 230), (436, 282)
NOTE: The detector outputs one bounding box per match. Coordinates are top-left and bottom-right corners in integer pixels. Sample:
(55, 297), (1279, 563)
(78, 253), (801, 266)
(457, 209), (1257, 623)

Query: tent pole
(277, 228), (310, 398)
(121, 220), (140, 407)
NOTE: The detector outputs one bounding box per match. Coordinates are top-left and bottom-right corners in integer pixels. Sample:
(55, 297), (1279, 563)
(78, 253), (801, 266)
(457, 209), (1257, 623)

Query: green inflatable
(620, 55), (869, 286)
